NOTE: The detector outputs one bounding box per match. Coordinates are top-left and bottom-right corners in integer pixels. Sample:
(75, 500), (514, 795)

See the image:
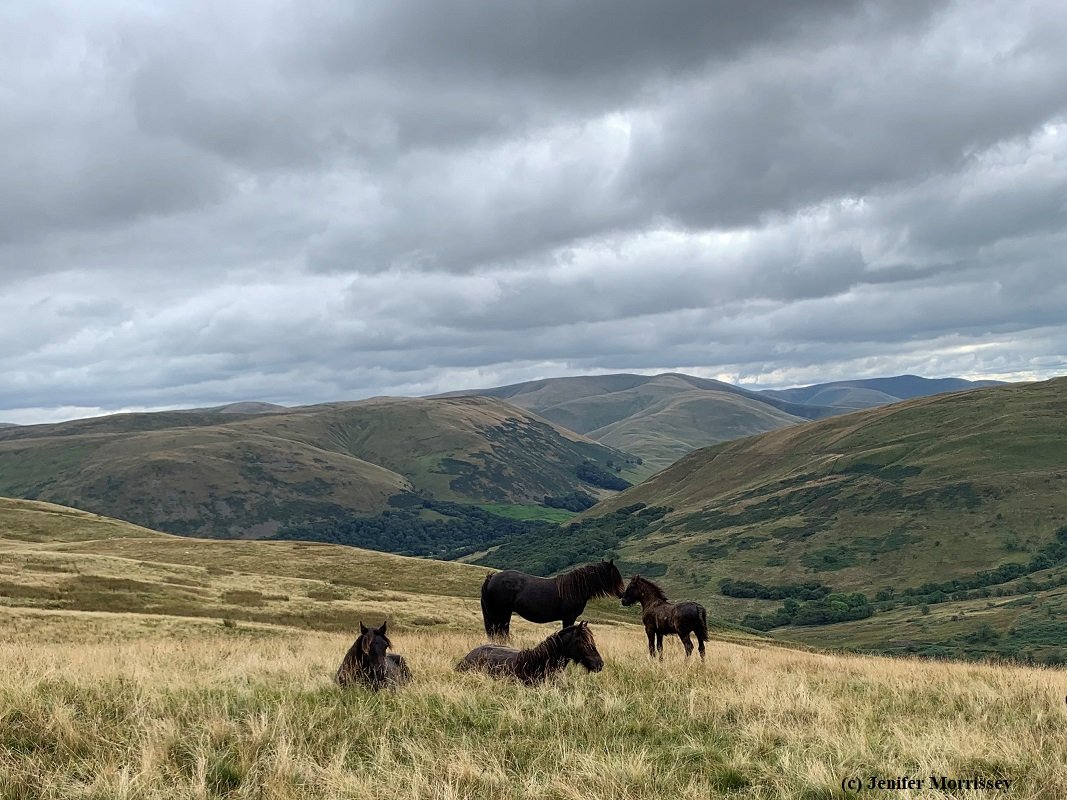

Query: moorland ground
(2, 498), (1066, 799)
(3, 615), (1066, 800)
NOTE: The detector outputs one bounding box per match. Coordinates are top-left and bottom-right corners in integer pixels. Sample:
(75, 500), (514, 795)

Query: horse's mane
(630, 575), (669, 603)
(512, 624), (593, 678)
(555, 562), (619, 605)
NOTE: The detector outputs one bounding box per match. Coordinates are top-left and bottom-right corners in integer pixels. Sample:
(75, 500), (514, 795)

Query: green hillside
(0, 397), (633, 542)
(479, 378), (1067, 661)
(442, 372), (829, 472)
(588, 390), (805, 471)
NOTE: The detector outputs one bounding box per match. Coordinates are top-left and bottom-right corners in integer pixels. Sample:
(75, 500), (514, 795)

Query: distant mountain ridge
(438, 371), (1002, 472)
(761, 375), (1004, 410)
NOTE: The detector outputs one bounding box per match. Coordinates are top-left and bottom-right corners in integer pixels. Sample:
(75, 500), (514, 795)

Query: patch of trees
(741, 592), (873, 631)
(543, 491), (598, 512)
(476, 503), (671, 576)
(272, 499), (556, 560)
(575, 461), (631, 491)
(720, 580), (832, 601)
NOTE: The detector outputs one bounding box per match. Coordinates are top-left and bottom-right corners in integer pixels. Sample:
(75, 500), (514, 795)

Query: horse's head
(605, 559), (626, 597)
(561, 621), (603, 673)
(358, 620), (392, 663)
(620, 575), (640, 606)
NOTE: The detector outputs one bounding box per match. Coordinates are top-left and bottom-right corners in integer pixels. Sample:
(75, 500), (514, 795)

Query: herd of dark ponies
(335, 560), (710, 690)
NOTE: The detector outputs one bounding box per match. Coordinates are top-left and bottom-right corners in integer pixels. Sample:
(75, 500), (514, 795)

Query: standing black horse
(621, 575), (709, 660)
(456, 621), (604, 684)
(336, 620), (412, 690)
(480, 560), (625, 639)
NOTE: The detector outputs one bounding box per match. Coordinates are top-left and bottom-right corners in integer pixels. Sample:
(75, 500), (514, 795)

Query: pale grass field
(2, 611), (1066, 800)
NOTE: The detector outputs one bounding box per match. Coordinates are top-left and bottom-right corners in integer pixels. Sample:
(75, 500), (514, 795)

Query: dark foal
(336, 620), (412, 690)
(621, 575), (708, 660)
(480, 560), (625, 639)
(456, 621), (604, 685)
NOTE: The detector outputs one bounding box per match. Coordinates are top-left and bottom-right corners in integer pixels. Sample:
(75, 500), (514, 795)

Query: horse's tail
(697, 604), (709, 641)
(480, 573), (495, 637)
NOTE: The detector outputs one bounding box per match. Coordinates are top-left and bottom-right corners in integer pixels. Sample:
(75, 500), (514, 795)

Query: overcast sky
(3, 1), (1066, 424)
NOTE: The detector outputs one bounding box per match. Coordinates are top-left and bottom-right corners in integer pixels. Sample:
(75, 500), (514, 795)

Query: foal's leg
(645, 626), (657, 659)
(696, 630), (707, 661)
(655, 632), (665, 659)
(680, 632), (694, 658)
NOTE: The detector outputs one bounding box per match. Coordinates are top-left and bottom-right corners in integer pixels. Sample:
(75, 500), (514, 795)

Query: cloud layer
(2, 0), (1066, 423)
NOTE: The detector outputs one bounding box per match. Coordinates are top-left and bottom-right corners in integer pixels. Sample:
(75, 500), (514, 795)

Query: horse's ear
(608, 558), (614, 565)
(377, 620), (388, 635)
(359, 621), (369, 634)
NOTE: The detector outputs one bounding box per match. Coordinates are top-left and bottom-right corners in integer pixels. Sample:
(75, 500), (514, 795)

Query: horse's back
(387, 653), (413, 685)
(456, 644), (519, 675)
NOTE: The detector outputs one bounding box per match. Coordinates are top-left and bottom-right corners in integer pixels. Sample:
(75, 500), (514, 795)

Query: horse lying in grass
(621, 575), (708, 660)
(336, 620), (412, 690)
(480, 560), (625, 639)
(456, 622), (604, 685)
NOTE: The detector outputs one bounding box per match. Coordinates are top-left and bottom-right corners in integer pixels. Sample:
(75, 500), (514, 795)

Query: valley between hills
(1, 372), (1064, 662)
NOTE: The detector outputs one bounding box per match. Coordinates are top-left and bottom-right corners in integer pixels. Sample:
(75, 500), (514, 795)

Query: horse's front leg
(656, 632), (665, 659)
(562, 601), (585, 629)
(645, 626), (657, 659)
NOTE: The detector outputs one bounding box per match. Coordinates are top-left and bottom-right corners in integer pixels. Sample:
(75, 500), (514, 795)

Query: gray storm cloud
(1, 0), (1065, 423)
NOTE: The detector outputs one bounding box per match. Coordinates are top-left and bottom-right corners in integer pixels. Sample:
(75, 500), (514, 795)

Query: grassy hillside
(588, 390), (805, 472)
(442, 372), (831, 473)
(0, 397), (631, 540)
(484, 378), (1067, 660)
(2, 498), (1066, 799)
(0, 496), (497, 632)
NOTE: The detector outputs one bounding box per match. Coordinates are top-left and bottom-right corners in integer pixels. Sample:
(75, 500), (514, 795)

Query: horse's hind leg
(680, 632), (694, 658)
(696, 630), (707, 661)
(486, 611), (512, 641)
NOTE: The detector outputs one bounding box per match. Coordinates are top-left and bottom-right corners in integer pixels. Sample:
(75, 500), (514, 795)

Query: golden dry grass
(3, 497), (1066, 799)
(2, 614), (1066, 800)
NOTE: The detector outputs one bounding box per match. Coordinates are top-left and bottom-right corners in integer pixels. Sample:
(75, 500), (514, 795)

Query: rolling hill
(0, 397), (634, 543)
(477, 377), (1067, 661)
(440, 371), (1001, 473)
(441, 372), (832, 472)
(0, 495), (493, 633)
(761, 374), (1004, 411)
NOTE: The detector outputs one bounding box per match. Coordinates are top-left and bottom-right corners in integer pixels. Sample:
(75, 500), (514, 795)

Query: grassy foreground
(2, 615), (1066, 800)
(2, 498), (1066, 798)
